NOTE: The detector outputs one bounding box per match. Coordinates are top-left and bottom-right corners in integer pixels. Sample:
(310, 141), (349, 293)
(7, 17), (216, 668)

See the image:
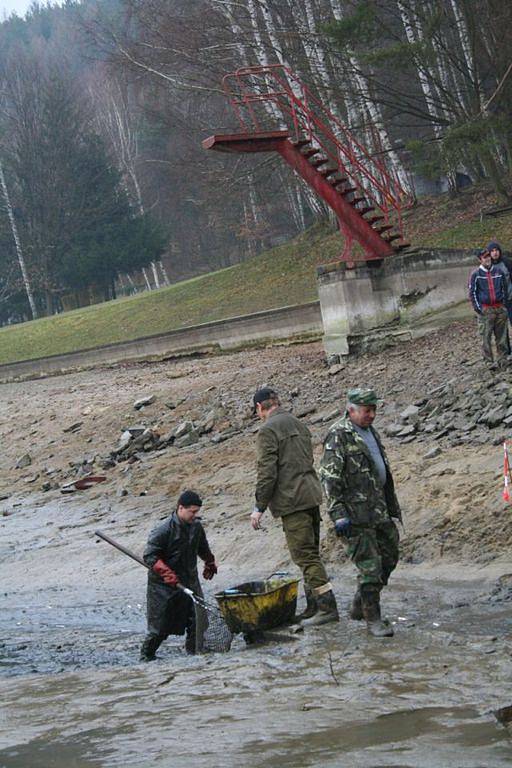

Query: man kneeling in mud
(140, 490), (218, 661)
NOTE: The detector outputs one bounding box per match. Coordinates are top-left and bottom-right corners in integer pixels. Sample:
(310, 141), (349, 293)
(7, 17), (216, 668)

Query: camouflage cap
(347, 388), (378, 406)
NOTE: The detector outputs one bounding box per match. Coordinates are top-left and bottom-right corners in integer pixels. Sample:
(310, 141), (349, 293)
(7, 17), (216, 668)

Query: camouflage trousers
(477, 306), (509, 363)
(281, 507), (330, 591)
(345, 519), (400, 595)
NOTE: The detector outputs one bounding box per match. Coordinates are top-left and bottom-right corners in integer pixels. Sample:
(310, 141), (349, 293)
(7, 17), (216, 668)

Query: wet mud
(1, 564), (512, 768)
(1, 339), (512, 767)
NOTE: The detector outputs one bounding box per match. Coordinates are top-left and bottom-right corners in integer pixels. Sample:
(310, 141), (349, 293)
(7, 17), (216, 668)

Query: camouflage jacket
(319, 414), (401, 527)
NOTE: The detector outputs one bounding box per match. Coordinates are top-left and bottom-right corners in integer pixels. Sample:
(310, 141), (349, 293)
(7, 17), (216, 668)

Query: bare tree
(0, 161), (38, 319)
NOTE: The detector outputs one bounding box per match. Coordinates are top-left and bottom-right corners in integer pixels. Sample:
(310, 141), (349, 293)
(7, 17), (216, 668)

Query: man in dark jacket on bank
(250, 387), (338, 626)
(488, 240), (512, 325)
(488, 241), (512, 280)
(140, 490), (218, 661)
(468, 249), (510, 367)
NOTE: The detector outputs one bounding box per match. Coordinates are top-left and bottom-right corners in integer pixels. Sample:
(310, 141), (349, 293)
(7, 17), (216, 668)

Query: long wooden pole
(95, 529), (148, 568)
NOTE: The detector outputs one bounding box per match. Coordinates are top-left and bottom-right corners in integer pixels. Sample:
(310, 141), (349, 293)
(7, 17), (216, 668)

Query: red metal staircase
(203, 65), (412, 263)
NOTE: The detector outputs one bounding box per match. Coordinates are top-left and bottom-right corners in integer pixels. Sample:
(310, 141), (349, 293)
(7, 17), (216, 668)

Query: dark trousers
(141, 608), (197, 657)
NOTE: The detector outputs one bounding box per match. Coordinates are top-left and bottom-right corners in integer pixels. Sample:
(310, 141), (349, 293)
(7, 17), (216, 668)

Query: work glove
(203, 554), (218, 580)
(334, 517), (352, 539)
(152, 559), (179, 587)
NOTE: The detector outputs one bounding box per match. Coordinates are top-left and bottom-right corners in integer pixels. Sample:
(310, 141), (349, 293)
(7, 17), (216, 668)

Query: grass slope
(0, 182), (511, 366)
(0, 225), (341, 365)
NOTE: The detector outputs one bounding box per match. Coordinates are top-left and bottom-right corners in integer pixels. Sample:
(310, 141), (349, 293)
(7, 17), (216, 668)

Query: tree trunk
(142, 267), (151, 290)
(159, 260), (170, 286)
(396, 0), (444, 137)
(481, 149), (511, 201)
(151, 261), (160, 288)
(0, 161), (38, 319)
(45, 290), (53, 316)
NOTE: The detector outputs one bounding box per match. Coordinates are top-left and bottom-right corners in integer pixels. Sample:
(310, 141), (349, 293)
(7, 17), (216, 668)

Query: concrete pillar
(317, 261), (399, 356)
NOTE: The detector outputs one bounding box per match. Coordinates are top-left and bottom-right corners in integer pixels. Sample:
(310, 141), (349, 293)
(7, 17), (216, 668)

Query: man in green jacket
(320, 388), (401, 638)
(250, 387), (338, 626)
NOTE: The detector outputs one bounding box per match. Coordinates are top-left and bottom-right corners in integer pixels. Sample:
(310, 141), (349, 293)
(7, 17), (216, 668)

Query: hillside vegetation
(0, 182), (511, 366)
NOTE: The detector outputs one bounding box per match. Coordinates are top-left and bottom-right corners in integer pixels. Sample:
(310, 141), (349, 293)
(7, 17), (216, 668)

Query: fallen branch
(327, 651), (340, 686)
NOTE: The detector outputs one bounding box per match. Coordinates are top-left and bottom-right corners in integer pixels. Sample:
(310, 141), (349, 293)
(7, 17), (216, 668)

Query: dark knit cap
(252, 386), (278, 412)
(487, 241), (502, 255)
(177, 490), (203, 508)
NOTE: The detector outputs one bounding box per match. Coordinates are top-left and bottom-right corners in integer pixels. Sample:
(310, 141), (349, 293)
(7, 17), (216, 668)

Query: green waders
(281, 507), (338, 625)
(345, 520), (399, 637)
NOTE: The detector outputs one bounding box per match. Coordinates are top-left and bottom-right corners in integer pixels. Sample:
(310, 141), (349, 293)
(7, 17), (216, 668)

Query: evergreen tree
(0, 50), (166, 317)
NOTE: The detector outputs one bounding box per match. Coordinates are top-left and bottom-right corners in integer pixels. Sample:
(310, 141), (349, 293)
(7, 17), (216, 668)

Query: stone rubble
(133, 395), (156, 410)
(15, 454), (32, 469)
(108, 389), (328, 468)
(63, 422), (83, 434)
(382, 372), (512, 447)
(26, 356), (512, 498)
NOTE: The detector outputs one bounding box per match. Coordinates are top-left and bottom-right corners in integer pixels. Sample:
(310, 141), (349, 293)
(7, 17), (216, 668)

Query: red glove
(152, 559), (179, 587)
(203, 554), (218, 580)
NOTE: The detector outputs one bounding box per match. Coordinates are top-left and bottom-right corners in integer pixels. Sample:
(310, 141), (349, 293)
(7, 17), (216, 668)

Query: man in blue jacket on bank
(469, 249), (511, 368)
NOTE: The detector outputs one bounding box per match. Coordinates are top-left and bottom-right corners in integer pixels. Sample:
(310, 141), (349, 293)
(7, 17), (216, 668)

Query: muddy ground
(1, 319), (512, 767)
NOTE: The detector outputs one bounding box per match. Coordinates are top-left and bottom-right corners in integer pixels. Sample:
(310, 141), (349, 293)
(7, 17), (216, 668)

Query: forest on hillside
(0, 0), (511, 323)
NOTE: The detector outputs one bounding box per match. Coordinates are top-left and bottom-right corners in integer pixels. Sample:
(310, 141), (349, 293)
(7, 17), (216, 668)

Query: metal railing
(222, 64), (412, 234)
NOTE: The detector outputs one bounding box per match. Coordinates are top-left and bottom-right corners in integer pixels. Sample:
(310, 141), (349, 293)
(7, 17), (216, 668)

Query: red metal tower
(203, 65), (411, 263)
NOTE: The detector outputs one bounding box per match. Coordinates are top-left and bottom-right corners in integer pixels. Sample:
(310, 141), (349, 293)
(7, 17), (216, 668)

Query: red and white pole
(503, 441), (510, 502)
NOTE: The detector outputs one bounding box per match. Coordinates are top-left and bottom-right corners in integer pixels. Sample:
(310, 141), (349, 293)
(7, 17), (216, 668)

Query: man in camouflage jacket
(320, 388), (401, 638)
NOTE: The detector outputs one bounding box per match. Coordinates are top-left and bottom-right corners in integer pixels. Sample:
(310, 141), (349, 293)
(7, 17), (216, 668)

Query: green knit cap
(347, 388), (378, 406)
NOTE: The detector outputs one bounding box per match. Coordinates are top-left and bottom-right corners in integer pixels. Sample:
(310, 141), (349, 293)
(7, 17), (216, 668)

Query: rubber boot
(361, 590), (393, 638)
(140, 634), (163, 661)
(185, 631), (196, 655)
(349, 589), (363, 621)
(301, 590), (339, 627)
(295, 585), (318, 621)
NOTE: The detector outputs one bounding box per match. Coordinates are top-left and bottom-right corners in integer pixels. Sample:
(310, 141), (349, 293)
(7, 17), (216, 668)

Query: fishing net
(193, 599), (233, 654)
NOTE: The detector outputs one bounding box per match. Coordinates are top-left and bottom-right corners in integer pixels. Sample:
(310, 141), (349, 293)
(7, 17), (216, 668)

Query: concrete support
(317, 261), (399, 356)
(317, 248), (477, 356)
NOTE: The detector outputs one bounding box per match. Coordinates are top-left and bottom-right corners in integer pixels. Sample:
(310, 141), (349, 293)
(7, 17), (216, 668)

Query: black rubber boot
(140, 634), (163, 661)
(361, 590), (393, 638)
(185, 631), (196, 655)
(295, 585), (318, 621)
(349, 589), (363, 621)
(301, 590), (339, 627)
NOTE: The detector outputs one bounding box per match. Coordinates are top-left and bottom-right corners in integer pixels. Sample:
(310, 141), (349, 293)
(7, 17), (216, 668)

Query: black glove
(203, 555), (218, 580)
(334, 517), (352, 538)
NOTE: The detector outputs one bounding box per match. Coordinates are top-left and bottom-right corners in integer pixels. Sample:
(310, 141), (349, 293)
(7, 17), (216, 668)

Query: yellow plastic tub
(215, 575), (300, 635)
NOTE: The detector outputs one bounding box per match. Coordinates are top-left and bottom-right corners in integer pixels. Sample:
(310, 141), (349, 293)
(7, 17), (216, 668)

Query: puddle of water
(0, 735), (110, 768)
(239, 705), (511, 768)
